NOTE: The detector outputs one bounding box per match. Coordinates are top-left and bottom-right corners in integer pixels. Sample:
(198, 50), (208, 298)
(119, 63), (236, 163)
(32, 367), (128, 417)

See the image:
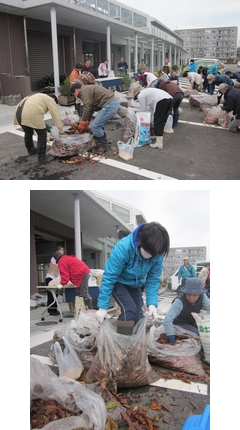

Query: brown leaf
(149, 387), (157, 392)
(163, 416), (171, 423)
(150, 402), (162, 411)
(190, 400), (198, 409)
(187, 410), (194, 417)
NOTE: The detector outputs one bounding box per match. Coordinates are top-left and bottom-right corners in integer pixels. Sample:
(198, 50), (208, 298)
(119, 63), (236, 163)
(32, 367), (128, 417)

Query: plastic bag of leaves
(147, 324), (206, 377)
(30, 356), (107, 429)
(85, 318), (159, 390)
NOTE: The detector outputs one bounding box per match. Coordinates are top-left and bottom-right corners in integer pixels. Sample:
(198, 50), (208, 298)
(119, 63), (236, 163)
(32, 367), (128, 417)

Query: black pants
(171, 92), (184, 115)
(16, 104), (47, 159)
(154, 98), (173, 136)
(46, 277), (58, 312)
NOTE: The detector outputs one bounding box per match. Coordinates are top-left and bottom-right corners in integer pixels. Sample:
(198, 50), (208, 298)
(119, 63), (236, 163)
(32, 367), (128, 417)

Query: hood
(132, 223), (147, 248)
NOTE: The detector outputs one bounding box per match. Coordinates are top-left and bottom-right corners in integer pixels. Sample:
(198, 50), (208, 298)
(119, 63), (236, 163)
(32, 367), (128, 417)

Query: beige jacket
(14, 93), (63, 129)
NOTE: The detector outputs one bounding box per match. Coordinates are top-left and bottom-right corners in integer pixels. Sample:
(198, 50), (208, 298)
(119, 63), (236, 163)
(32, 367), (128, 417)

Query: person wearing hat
(218, 84), (240, 133)
(70, 81), (118, 153)
(206, 73), (234, 95)
(163, 278), (210, 343)
(53, 251), (93, 313)
(133, 87), (173, 149)
(188, 59), (197, 73)
(177, 257), (196, 289)
(206, 63), (225, 95)
(182, 71), (203, 91)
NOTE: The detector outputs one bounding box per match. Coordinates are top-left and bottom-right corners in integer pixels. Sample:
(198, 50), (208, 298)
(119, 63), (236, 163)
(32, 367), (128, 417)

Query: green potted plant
(118, 71), (131, 91)
(58, 76), (75, 106)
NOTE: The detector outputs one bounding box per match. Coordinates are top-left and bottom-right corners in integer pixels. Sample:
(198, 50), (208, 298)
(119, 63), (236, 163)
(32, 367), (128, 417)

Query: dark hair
(55, 245), (64, 252)
(117, 230), (129, 240)
(47, 93), (58, 104)
(70, 82), (82, 93)
(190, 59), (194, 63)
(182, 71), (188, 77)
(76, 62), (83, 69)
(137, 222), (170, 257)
(225, 71), (232, 76)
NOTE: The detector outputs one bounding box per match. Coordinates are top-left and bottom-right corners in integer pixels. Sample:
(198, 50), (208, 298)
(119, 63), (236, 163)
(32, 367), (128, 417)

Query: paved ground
(1, 77), (239, 180)
(30, 289), (210, 429)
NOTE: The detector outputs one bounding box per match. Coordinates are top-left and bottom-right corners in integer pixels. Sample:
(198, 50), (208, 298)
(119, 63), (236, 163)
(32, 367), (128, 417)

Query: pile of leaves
(30, 398), (82, 429)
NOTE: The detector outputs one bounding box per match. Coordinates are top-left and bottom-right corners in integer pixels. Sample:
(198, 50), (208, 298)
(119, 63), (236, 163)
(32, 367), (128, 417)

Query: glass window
(97, 0), (108, 15)
(121, 8), (132, 25)
(110, 3), (120, 18)
(133, 13), (146, 28)
(112, 203), (130, 223)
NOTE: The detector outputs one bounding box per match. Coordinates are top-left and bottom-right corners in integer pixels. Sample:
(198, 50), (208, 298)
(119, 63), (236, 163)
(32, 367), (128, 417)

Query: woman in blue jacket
(96, 222), (170, 334)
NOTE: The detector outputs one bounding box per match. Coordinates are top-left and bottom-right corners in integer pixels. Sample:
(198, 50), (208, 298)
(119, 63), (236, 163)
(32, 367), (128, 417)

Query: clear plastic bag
(164, 114), (173, 131)
(30, 356), (107, 430)
(147, 324), (205, 376)
(54, 336), (84, 380)
(117, 137), (134, 161)
(85, 318), (159, 389)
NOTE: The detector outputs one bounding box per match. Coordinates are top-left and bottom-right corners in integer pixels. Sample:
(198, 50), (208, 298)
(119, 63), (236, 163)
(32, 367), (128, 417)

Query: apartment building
(163, 246), (207, 279)
(175, 26), (238, 63)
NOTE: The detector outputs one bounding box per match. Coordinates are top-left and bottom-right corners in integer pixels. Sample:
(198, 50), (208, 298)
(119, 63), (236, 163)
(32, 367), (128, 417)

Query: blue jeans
(112, 282), (144, 323)
(151, 79), (158, 88)
(91, 99), (118, 138)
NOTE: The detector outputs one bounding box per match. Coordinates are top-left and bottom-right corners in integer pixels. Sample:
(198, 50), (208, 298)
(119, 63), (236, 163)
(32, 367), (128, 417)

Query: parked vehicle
(168, 262), (206, 293)
(182, 58), (223, 75)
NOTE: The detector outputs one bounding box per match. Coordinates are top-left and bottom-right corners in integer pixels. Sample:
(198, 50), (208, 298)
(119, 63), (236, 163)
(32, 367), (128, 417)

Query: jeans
(91, 99), (118, 138)
(151, 79), (158, 88)
(112, 282), (144, 323)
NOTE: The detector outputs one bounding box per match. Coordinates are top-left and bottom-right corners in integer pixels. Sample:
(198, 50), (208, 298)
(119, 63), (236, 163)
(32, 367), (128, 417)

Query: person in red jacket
(53, 251), (93, 312)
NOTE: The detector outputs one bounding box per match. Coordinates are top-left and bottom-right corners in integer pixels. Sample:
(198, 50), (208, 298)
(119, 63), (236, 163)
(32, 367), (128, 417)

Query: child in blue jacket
(96, 222), (170, 334)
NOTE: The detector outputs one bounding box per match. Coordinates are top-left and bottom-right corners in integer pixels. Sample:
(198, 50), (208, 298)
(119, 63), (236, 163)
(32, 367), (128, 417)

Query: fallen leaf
(150, 402), (162, 411)
(163, 416), (171, 423)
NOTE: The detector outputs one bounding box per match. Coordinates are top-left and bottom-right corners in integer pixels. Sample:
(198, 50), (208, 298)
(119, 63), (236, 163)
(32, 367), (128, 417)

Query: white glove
(148, 305), (158, 319)
(96, 308), (108, 323)
(57, 284), (63, 289)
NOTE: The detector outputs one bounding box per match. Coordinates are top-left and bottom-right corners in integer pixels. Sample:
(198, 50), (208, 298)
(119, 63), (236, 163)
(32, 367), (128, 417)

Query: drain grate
(36, 321), (58, 326)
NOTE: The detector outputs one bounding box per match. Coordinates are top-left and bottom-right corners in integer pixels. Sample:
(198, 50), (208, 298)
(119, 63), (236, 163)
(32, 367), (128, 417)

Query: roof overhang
(30, 190), (131, 239)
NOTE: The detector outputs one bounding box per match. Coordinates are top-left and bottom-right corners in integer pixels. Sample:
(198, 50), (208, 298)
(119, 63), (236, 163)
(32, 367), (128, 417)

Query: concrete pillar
(73, 27), (76, 65)
(151, 38), (154, 72)
(134, 33), (138, 73)
(107, 24), (111, 70)
(72, 193), (81, 259)
(23, 16), (30, 75)
(162, 42), (165, 67)
(50, 6), (60, 97)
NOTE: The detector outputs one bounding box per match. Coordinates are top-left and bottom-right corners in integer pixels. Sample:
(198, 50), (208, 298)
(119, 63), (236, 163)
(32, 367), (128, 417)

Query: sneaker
(38, 155), (55, 164)
(28, 148), (37, 156)
(91, 145), (108, 154)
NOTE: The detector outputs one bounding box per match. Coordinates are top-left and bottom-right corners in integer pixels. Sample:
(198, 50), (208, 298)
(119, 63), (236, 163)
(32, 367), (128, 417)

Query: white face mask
(140, 247), (152, 259)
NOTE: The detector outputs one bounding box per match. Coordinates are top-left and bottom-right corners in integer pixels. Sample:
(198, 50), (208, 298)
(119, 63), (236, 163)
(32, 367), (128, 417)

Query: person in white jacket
(133, 87), (172, 149)
(183, 71), (203, 91)
(141, 70), (158, 88)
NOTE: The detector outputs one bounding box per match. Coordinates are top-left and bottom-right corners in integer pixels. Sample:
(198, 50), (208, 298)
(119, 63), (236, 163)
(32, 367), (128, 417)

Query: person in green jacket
(177, 256), (196, 291)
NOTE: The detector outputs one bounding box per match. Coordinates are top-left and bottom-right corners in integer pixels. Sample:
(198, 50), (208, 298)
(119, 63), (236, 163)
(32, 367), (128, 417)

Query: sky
(98, 189), (210, 259)
(126, 0), (240, 44)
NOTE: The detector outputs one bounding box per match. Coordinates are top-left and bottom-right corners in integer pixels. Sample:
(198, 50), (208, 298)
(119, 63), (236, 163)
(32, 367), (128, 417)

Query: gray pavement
(1, 83), (240, 180)
(30, 288), (210, 429)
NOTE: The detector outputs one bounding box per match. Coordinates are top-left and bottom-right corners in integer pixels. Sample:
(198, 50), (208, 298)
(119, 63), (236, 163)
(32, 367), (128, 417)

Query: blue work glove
(167, 335), (175, 344)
